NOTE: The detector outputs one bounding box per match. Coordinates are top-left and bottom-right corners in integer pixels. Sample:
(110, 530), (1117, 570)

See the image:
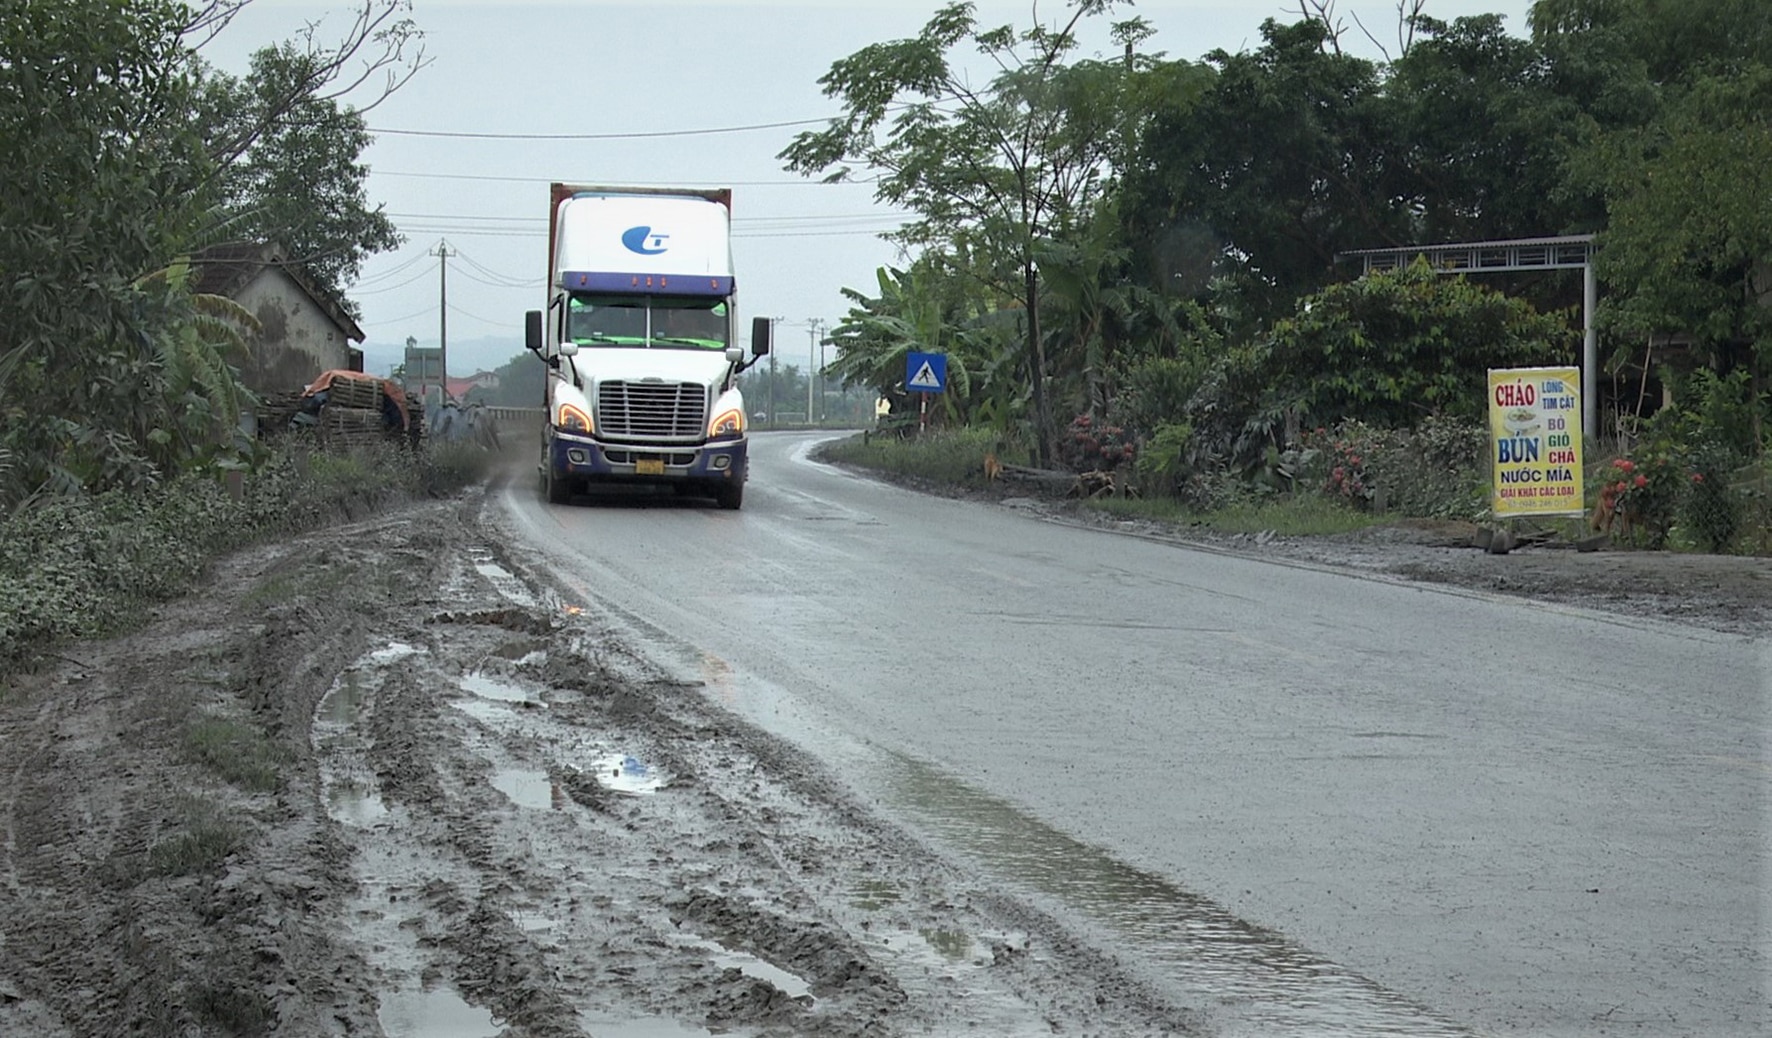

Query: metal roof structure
(1339, 234), (1596, 275)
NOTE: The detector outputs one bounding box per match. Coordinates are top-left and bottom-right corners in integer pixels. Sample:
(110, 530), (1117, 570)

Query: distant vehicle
(526, 184), (771, 509)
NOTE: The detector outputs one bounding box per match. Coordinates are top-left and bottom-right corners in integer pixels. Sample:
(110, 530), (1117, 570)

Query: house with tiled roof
(193, 242), (365, 395)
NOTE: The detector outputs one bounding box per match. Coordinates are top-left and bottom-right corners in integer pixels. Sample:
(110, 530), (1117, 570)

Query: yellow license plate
(635, 458), (665, 475)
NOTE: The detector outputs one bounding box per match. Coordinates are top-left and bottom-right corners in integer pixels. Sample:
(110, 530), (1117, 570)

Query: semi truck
(525, 183), (771, 509)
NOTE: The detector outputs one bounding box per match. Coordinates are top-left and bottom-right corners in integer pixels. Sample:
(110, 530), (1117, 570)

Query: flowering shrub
(1058, 413), (1136, 471)
(1595, 453), (1683, 548)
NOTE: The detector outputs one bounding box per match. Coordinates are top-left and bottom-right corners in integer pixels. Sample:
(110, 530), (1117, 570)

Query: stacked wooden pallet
(318, 406), (397, 448)
(256, 391), (308, 435)
(322, 373), (384, 410)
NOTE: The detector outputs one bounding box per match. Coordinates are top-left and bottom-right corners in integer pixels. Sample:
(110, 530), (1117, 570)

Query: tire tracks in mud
(319, 491), (1199, 1037)
(0, 488), (1198, 1037)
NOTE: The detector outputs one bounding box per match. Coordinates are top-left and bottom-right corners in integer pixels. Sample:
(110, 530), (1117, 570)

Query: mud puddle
(377, 988), (498, 1037)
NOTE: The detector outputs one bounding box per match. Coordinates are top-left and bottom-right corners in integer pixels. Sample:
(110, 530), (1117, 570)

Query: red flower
(1613, 458), (1636, 473)
(1634, 474), (1647, 488)
(1692, 472), (1705, 484)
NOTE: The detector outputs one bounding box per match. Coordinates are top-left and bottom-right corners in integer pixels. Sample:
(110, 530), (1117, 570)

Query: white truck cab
(525, 185), (770, 509)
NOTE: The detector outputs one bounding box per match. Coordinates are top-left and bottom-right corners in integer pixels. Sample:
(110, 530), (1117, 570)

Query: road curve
(497, 430), (1770, 1037)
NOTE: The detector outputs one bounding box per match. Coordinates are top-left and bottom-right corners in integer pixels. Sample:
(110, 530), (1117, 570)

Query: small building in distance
(193, 242), (365, 394)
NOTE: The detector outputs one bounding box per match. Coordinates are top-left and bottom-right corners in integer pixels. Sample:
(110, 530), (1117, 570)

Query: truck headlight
(708, 408), (744, 439)
(558, 403), (592, 433)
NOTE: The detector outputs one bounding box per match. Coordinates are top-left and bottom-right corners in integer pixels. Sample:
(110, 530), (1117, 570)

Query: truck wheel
(544, 465), (571, 505)
(715, 480), (744, 511)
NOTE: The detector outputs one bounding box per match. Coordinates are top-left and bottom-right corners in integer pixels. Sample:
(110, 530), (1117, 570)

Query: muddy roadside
(0, 488), (1199, 1038)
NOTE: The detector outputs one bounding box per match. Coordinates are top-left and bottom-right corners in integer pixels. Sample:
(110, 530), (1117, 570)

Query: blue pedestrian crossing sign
(905, 351), (947, 393)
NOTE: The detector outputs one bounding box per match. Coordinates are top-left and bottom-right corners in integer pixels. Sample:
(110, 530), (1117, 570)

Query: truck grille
(596, 381), (708, 441)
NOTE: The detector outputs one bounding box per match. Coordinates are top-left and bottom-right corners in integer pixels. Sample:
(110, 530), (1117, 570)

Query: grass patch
(818, 427), (1003, 486)
(148, 794), (247, 876)
(183, 717), (285, 793)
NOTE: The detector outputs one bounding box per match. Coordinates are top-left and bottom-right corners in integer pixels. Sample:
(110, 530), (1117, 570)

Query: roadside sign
(905, 351), (947, 393)
(1489, 366), (1584, 518)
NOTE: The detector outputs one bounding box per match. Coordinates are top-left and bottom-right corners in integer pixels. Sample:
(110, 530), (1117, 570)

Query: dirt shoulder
(844, 462), (1771, 637)
(0, 488), (1198, 1038)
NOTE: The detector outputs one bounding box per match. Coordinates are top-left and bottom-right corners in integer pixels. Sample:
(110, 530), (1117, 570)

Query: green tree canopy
(1258, 259), (1574, 428)
(781, 0), (1155, 462)
(198, 43), (403, 303)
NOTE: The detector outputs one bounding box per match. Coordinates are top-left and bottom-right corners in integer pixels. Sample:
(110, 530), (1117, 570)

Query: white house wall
(235, 270), (353, 394)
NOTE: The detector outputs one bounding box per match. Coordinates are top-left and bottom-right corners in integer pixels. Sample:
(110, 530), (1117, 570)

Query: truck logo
(621, 226), (670, 255)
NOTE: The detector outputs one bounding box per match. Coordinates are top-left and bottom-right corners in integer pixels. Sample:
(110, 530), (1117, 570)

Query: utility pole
(806, 318), (823, 425)
(432, 239), (455, 398)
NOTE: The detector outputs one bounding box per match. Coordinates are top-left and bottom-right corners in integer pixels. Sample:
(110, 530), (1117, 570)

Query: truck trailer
(525, 184), (771, 509)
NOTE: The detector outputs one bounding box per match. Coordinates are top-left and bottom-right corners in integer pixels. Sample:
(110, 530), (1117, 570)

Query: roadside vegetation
(0, 1), (442, 678)
(0, 441), (490, 681)
(785, 0), (1769, 555)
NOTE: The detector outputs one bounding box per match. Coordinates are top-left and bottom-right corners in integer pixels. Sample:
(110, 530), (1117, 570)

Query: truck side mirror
(525, 310), (544, 354)
(750, 316), (772, 357)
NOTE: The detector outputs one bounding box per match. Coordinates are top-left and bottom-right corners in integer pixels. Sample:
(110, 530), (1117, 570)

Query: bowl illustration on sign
(1503, 407), (1540, 435)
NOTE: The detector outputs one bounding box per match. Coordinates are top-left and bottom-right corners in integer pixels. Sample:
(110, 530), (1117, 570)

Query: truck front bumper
(548, 430), (747, 485)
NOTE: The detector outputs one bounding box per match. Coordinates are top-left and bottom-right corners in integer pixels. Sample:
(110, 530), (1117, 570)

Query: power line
(446, 301), (518, 328)
(388, 225), (905, 240)
(367, 115), (835, 141)
(369, 169), (879, 188)
(349, 249), (432, 286)
(351, 266), (436, 295)
(384, 210), (907, 225)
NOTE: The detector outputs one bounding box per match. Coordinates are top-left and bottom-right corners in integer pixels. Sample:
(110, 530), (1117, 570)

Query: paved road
(500, 431), (1770, 1037)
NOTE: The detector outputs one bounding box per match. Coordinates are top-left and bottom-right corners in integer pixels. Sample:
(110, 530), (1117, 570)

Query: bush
(0, 440), (487, 676)
(819, 426), (1006, 485)
(1293, 418), (1490, 520)
(1680, 443), (1742, 552)
(1056, 414), (1134, 472)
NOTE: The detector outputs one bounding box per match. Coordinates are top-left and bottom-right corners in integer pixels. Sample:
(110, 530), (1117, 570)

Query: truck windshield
(566, 295), (729, 350)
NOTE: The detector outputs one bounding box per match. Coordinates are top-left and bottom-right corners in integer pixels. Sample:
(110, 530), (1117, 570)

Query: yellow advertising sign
(1489, 366), (1584, 518)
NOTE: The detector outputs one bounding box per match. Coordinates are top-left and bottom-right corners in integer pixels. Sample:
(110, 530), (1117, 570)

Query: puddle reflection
(377, 987), (497, 1038)
(675, 932), (813, 1002)
(327, 780), (388, 827)
(460, 672), (544, 706)
(490, 768), (556, 810)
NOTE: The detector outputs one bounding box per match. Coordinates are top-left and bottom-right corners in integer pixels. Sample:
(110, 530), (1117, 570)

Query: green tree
(1257, 259), (1573, 429)
(196, 2), (426, 301)
(1539, 0), (1770, 443)
(480, 351), (548, 408)
(0, 0), (213, 503)
(199, 47), (399, 302)
(1121, 18), (1396, 334)
(781, 0), (1151, 464)
(0, 0), (427, 507)
(1379, 12), (1586, 244)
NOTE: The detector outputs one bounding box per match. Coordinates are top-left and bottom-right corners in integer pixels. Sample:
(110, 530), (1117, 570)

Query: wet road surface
(500, 431), (1770, 1036)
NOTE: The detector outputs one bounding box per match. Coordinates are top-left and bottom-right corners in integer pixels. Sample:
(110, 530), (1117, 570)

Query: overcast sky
(207, 0), (1535, 376)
